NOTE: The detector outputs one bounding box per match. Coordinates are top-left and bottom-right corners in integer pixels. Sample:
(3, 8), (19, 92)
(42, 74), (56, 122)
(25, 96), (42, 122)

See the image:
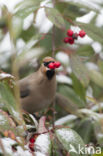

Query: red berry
(79, 30), (86, 38)
(67, 29), (73, 37)
(64, 37), (69, 43)
(54, 62), (61, 68)
(48, 62), (55, 69)
(68, 37), (74, 44)
(29, 143), (34, 152)
(29, 137), (35, 143)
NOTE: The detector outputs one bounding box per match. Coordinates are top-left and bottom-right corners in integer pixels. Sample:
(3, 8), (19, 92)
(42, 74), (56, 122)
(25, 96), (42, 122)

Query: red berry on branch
(68, 37), (74, 44)
(29, 137), (35, 143)
(79, 30), (86, 38)
(64, 37), (69, 43)
(29, 143), (34, 152)
(48, 62), (55, 69)
(67, 29), (73, 37)
(54, 62), (61, 68)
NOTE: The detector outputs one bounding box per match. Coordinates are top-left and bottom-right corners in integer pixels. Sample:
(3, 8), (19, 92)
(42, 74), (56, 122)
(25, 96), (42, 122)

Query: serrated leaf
(77, 22), (103, 44)
(45, 7), (65, 30)
(56, 128), (86, 156)
(89, 70), (103, 88)
(70, 54), (89, 87)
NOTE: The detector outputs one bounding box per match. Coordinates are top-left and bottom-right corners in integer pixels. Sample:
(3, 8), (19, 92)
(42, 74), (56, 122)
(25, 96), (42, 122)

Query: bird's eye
(44, 61), (54, 67)
(44, 62), (49, 66)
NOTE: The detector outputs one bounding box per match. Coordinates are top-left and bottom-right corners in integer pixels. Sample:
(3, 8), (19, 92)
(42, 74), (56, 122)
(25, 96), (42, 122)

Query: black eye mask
(43, 61), (54, 67)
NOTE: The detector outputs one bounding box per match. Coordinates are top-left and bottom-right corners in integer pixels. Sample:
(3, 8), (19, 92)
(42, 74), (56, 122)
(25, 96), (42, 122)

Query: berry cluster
(29, 134), (38, 152)
(64, 29), (86, 45)
(48, 61), (61, 69)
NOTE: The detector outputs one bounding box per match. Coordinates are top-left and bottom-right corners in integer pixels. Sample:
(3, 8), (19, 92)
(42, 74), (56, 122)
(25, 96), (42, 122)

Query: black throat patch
(46, 70), (55, 80)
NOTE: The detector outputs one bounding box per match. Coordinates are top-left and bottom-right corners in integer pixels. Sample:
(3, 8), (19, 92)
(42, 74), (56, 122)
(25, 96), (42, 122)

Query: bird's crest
(43, 57), (55, 63)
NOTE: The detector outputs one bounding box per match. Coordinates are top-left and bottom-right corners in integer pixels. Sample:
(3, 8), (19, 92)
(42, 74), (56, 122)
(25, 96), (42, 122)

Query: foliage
(0, 0), (103, 155)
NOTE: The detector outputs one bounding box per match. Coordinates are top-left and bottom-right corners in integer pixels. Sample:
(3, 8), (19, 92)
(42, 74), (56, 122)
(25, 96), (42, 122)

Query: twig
(51, 0), (56, 155)
(52, 0), (56, 130)
(52, 26), (56, 58)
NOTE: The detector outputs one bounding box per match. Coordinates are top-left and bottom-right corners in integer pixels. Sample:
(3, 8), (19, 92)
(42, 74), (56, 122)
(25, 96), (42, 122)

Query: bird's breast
(21, 76), (56, 113)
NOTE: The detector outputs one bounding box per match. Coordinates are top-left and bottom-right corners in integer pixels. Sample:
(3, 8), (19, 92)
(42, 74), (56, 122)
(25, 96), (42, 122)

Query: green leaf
(16, 33), (43, 63)
(20, 25), (37, 41)
(34, 134), (51, 155)
(45, 7), (65, 30)
(39, 27), (65, 52)
(11, 16), (23, 39)
(55, 114), (77, 127)
(56, 128), (86, 156)
(0, 72), (14, 81)
(70, 54), (89, 87)
(89, 70), (103, 88)
(75, 118), (93, 144)
(58, 1), (97, 12)
(98, 60), (103, 75)
(56, 2), (90, 21)
(77, 45), (94, 58)
(71, 74), (86, 102)
(0, 110), (16, 132)
(15, 0), (42, 18)
(93, 120), (103, 145)
(0, 82), (24, 126)
(0, 110), (25, 138)
(77, 22), (103, 44)
(90, 81), (103, 100)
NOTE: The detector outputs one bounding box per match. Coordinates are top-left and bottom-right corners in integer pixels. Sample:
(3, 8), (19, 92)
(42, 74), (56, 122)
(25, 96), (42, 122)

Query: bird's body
(19, 57), (57, 114)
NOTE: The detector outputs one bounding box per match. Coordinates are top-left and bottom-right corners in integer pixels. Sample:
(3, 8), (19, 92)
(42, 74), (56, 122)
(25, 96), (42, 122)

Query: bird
(18, 56), (60, 114)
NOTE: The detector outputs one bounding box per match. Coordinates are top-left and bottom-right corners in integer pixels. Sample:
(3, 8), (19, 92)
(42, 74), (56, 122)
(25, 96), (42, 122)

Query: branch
(52, 0), (56, 58)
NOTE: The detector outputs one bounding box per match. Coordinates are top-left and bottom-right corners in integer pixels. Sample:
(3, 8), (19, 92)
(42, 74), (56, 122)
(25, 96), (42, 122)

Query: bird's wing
(19, 78), (30, 98)
(20, 87), (30, 98)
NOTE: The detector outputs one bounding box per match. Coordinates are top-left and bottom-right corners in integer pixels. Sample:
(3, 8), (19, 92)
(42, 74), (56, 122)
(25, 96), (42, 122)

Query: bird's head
(41, 56), (61, 80)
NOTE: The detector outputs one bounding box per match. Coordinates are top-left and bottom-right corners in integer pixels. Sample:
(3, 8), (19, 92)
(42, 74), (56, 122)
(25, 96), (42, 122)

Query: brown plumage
(19, 57), (57, 113)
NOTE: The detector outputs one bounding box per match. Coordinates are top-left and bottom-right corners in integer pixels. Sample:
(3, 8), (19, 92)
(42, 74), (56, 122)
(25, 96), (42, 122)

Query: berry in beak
(54, 62), (61, 68)
(48, 62), (55, 69)
(48, 61), (61, 69)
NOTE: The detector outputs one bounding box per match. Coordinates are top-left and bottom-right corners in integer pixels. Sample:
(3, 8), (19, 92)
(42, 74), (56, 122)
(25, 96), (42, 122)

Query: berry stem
(52, 26), (55, 58)
(52, 0), (56, 58)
